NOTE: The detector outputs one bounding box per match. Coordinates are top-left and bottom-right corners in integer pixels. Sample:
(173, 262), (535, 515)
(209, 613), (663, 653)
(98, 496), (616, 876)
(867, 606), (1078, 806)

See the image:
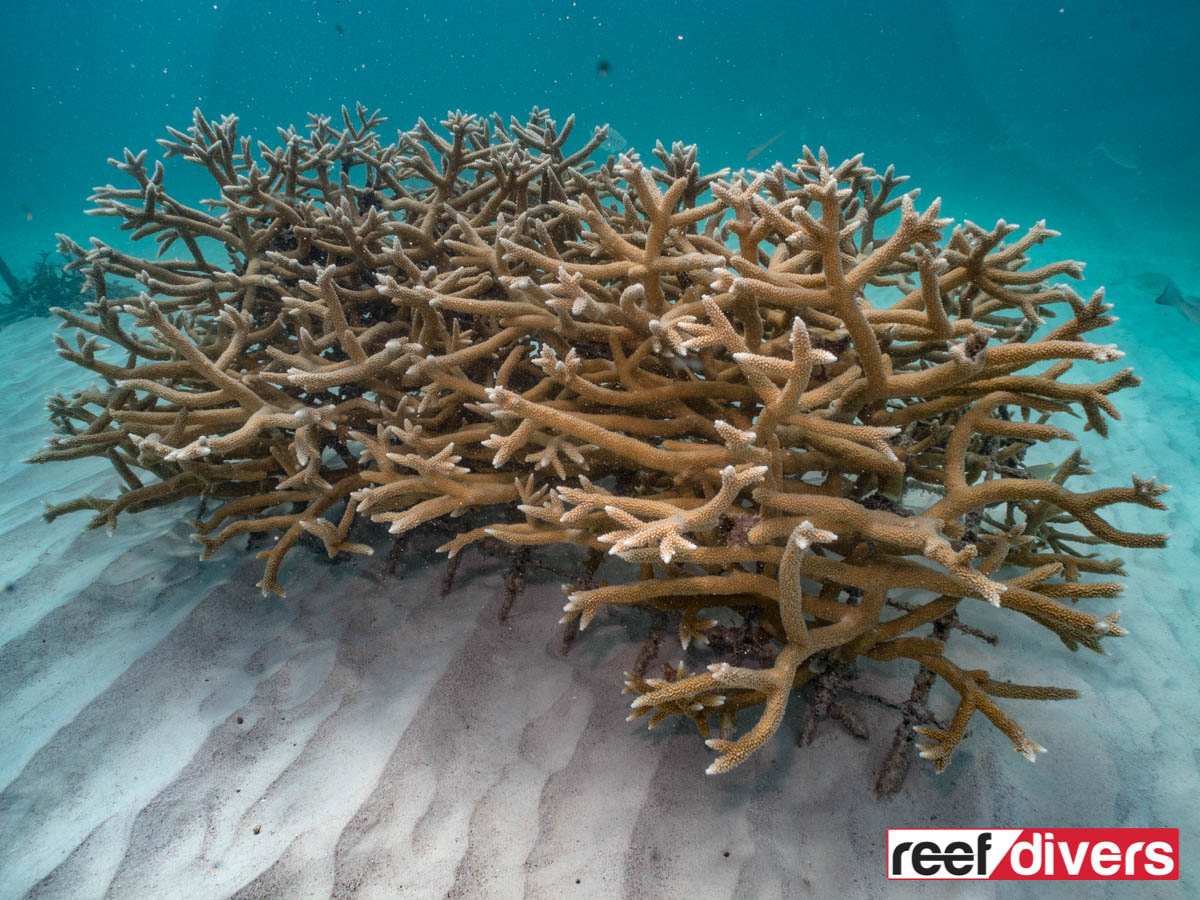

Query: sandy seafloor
(0, 244), (1197, 899)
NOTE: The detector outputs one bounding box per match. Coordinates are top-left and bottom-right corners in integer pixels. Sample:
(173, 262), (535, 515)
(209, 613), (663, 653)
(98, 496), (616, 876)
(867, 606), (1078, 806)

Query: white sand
(0, 306), (1195, 899)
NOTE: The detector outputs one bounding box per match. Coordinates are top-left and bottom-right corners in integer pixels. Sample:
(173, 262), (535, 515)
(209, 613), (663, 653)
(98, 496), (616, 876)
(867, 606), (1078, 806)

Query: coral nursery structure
(31, 106), (1167, 778)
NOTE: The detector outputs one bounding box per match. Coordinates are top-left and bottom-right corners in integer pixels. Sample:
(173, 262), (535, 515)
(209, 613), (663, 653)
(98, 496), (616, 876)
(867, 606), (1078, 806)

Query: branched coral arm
(702, 643), (807, 774)
(561, 571), (777, 629)
(485, 386), (730, 473)
(132, 302), (265, 409)
(593, 465), (767, 562)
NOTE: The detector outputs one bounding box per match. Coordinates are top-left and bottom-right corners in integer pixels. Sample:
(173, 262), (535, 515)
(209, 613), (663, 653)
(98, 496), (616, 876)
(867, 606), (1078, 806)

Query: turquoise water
(0, 1), (1196, 897)
(2, 1), (1193, 280)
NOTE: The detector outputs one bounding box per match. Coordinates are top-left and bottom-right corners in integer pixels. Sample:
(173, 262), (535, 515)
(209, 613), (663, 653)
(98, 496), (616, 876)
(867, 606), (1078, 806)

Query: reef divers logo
(886, 828), (1179, 880)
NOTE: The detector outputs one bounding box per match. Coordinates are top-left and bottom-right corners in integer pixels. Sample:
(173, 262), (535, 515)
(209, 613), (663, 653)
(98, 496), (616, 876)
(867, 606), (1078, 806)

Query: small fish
(20, 202), (32, 222)
(1092, 141), (1140, 171)
(746, 130), (784, 162)
(1024, 462), (1059, 480)
(1151, 273), (1200, 325)
(335, 23), (344, 36)
(600, 127), (627, 155)
(596, 59), (611, 77)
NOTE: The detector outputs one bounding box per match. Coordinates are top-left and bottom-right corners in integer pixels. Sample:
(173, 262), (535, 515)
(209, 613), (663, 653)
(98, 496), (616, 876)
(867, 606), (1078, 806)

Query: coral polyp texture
(32, 105), (1168, 779)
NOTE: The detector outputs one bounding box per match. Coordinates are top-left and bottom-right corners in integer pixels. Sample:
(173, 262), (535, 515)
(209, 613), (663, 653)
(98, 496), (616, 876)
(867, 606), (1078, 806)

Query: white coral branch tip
(1017, 739), (1048, 763)
(792, 520), (837, 550)
(1087, 343), (1124, 362)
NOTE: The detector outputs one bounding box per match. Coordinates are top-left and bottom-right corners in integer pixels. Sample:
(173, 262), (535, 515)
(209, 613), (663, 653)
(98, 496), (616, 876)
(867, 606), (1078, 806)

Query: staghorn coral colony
(32, 106), (1168, 779)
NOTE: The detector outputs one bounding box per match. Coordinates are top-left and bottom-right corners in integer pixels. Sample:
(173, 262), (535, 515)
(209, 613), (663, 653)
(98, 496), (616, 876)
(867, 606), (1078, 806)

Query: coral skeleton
(31, 106), (1168, 778)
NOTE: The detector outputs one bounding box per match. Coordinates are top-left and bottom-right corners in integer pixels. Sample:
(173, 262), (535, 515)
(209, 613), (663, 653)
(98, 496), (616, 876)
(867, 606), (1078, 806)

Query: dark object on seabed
(0, 249), (131, 328)
(0, 250), (87, 327)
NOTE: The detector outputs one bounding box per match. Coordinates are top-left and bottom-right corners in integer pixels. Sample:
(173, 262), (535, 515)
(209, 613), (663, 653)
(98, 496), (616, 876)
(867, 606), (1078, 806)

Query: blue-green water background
(1, 0), (1195, 292)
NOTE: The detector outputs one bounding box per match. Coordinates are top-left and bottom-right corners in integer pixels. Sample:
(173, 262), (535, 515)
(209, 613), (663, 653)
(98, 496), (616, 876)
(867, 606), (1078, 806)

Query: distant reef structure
(0, 247), (135, 327)
(30, 106), (1168, 781)
(0, 250), (90, 327)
